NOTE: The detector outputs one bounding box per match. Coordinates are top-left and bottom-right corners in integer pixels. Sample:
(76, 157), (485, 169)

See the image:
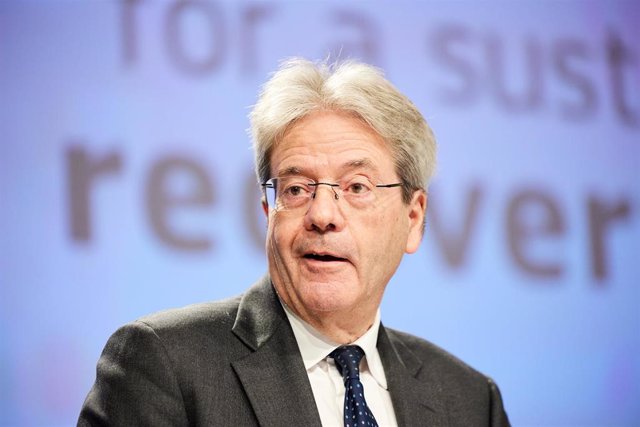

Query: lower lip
(301, 257), (349, 271)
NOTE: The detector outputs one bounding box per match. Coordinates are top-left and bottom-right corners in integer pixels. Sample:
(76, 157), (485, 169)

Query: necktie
(330, 345), (379, 427)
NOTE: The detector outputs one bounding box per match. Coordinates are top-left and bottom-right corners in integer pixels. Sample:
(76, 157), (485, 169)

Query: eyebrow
(276, 159), (378, 178)
(341, 158), (376, 173)
(277, 166), (304, 177)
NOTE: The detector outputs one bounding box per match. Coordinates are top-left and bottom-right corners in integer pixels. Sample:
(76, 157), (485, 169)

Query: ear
(405, 190), (427, 254)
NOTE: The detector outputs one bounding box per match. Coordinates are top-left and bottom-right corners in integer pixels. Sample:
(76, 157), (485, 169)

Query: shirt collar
(281, 301), (388, 389)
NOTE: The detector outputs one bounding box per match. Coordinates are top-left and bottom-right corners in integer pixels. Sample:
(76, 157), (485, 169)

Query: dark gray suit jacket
(79, 276), (510, 426)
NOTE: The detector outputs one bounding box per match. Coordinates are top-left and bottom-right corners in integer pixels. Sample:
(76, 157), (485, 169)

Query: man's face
(264, 110), (426, 325)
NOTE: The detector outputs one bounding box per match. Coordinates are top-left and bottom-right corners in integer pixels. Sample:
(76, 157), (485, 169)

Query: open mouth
(303, 253), (347, 262)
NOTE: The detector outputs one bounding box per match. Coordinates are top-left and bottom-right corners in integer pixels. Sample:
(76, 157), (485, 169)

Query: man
(79, 58), (510, 426)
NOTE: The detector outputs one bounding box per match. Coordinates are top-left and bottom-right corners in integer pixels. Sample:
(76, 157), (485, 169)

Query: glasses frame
(260, 176), (403, 211)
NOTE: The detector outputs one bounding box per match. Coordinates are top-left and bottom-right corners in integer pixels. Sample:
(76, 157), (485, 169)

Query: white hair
(249, 58), (436, 203)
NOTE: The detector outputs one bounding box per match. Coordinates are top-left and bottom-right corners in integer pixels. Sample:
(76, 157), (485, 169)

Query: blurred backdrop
(1, 1), (639, 425)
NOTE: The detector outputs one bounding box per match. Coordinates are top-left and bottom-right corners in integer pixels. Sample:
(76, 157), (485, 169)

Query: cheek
(362, 211), (407, 261)
(355, 214), (390, 260)
(268, 215), (297, 260)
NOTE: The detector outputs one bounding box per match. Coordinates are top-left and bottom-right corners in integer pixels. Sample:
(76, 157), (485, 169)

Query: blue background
(1, 1), (639, 425)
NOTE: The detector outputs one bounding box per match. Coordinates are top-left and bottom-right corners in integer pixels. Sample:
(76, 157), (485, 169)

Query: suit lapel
(231, 277), (322, 427)
(378, 325), (449, 427)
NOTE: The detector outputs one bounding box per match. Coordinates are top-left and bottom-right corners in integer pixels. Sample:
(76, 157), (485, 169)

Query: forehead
(271, 110), (395, 177)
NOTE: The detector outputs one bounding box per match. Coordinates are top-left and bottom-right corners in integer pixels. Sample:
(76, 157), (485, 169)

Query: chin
(298, 280), (359, 313)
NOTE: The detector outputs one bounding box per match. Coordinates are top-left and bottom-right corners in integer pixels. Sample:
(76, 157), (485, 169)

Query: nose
(312, 182), (339, 201)
(303, 184), (345, 233)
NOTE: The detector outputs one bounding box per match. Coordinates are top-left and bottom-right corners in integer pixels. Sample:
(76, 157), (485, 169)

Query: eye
(349, 183), (366, 194)
(281, 179), (312, 198)
(286, 185), (306, 197)
(344, 178), (373, 195)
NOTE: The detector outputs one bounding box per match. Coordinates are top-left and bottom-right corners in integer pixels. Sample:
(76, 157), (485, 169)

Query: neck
(295, 306), (378, 344)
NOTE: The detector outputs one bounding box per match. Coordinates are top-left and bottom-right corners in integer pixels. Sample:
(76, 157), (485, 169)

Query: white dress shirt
(281, 303), (398, 427)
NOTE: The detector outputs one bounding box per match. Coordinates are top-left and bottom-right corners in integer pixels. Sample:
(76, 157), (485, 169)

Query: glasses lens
(264, 179), (278, 209)
(265, 177), (315, 211)
(263, 176), (399, 211)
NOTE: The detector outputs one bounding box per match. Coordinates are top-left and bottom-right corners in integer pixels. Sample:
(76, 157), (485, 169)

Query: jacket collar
(378, 326), (449, 426)
(231, 276), (323, 426)
(231, 275), (285, 350)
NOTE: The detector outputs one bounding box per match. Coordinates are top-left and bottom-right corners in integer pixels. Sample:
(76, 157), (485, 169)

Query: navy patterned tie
(330, 345), (379, 427)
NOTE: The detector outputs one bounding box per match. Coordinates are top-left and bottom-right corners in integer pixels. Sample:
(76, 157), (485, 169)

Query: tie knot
(330, 345), (365, 382)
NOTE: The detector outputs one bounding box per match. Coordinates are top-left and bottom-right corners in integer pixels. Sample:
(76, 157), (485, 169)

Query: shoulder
(91, 293), (253, 402)
(385, 328), (509, 427)
(384, 326), (493, 388)
(97, 294), (247, 371)
(122, 294), (245, 354)
(136, 294), (243, 332)
(383, 327), (510, 425)
(79, 295), (251, 425)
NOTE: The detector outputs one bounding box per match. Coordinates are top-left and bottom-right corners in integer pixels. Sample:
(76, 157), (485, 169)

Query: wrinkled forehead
(268, 111), (397, 179)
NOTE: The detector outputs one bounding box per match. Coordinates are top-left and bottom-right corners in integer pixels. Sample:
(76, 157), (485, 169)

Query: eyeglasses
(261, 175), (402, 211)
